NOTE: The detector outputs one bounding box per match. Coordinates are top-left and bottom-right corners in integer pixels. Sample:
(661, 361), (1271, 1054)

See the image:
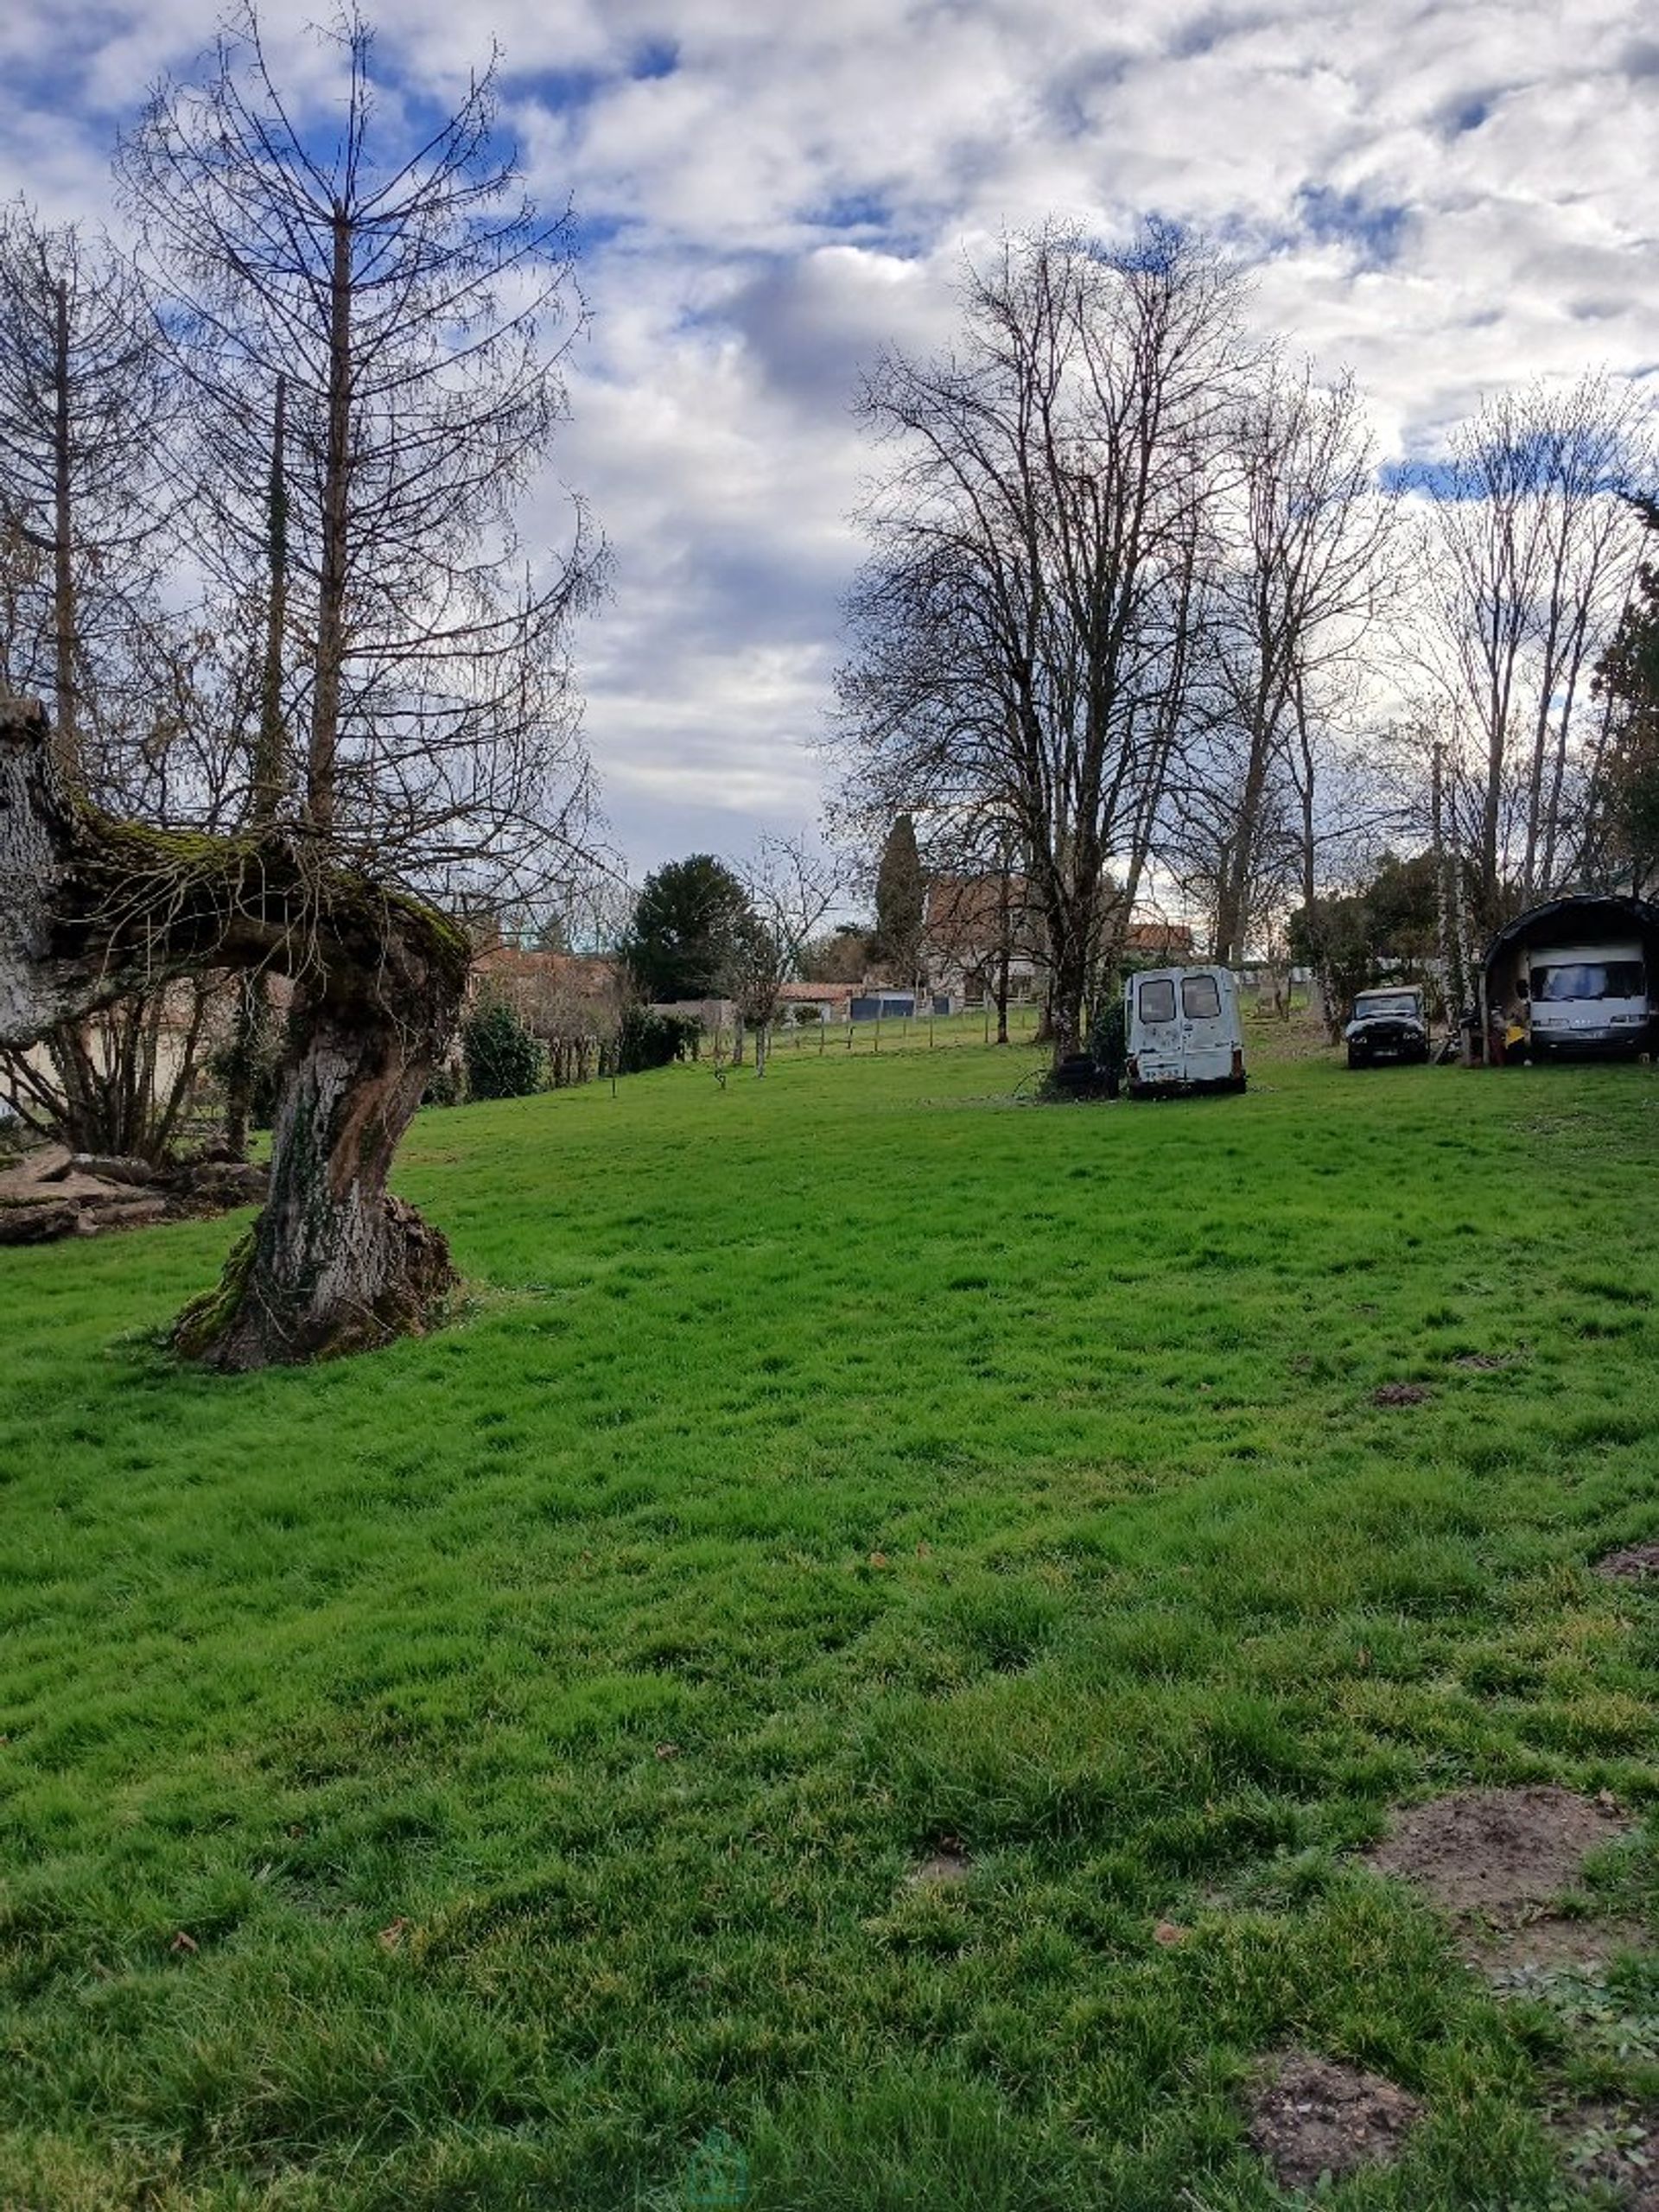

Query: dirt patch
(1549, 2100), (1659, 2210)
(1372, 1382), (1432, 1407)
(1460, 1912), (1649, 1974)
(1244, 2051), (1421, 2193)
(1596, 1543), (1659, 1585)
(1367, 1787), (1630, 1922)
(906, 1838), (971, 1887)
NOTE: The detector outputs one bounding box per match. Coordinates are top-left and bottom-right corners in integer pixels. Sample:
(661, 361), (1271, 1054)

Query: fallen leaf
(868, 1551), (889, 1569)
(654, 1741), (681, 1760)
(1153, 1920), (1188, 1947)
(170, 1930), (198, 1955)
(378, 1918), (410, 1952)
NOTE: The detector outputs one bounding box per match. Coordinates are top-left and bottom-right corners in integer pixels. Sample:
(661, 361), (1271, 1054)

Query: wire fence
(765, 1002), (1047, 1058)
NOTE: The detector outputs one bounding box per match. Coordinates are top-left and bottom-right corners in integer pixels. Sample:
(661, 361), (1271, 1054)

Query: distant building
(923, 874), (1198, 1005)
(773, 982), (858, 1023)
(923, 873), (1045, 1007)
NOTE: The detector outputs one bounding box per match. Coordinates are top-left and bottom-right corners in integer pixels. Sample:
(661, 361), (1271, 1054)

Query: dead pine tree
(117, 5), (602, 903)
(0, 202), (215, 1160)
(220, 372), (289, 1162)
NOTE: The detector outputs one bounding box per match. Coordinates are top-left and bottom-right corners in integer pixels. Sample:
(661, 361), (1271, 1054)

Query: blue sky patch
(1295, 184), (1409, 267)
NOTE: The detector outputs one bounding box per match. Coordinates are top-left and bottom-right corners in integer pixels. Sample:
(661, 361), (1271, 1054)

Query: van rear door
(1132, 970), (1183, 1083)
(1179, 969), (1234, 1083)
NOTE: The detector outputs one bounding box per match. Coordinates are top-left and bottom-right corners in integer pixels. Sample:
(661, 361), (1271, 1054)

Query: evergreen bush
(614, 1007), (702, 1074)
(462, 1001), (546, 1098)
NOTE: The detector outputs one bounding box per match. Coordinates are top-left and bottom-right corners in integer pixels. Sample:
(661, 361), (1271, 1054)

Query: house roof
(924, 874), (1035, 943)
(1124, 919), (1195, 953)
(472, 947), (621, 998)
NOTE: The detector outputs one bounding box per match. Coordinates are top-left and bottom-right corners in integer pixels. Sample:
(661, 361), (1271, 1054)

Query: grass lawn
(3, 1029), (1659, 2209)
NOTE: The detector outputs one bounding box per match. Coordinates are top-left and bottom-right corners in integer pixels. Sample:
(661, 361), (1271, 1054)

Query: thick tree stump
(1, 696), (468, 1369)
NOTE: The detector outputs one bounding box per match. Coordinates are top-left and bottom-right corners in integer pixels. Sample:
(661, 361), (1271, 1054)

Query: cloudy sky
(3, 0), (1656, 885)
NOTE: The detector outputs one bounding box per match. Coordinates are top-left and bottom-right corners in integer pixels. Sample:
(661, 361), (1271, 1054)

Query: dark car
(1343, 985), (1430, 1068)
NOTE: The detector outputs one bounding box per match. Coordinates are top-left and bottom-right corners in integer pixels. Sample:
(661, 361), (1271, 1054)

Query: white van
(1124, 965), (1246, 1096)
(1523, 942), (1650, 1058)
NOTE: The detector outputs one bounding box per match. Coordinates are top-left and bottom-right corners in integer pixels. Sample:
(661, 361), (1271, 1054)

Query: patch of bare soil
(1244, 2052), (1421, 2194)
(906, 1838), (971, 1887)
(1460, 1913), (1649, 1974)
(1372, 1381), (1432, 1406)
(1367, 1787), (1630, 1923)
(1549, 2100), (1659, 2210)
(1596, 1544), (1659, 1585)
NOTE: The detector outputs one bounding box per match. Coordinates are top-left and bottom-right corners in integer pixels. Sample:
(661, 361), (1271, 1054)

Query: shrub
(462, 1001), (546, 1099)
(614, 1007), (702, 1074)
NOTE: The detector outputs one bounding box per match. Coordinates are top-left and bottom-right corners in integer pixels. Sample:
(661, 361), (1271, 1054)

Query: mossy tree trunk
(2, 696), (467, 1370)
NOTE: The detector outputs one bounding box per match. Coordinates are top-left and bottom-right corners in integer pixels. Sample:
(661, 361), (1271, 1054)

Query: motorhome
(1522, 942), (1651, 1058)
(1124, 965), (1246, 1097)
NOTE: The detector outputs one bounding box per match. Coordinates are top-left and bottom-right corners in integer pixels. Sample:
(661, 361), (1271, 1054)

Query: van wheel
(1346, 1044), (1367, 1070)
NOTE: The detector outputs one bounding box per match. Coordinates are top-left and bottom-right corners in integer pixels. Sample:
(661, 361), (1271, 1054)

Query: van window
(1529, 961), (1645, 1001)
(1139, 977), (1177, 1024)
(1181, 974), (1222, 1019)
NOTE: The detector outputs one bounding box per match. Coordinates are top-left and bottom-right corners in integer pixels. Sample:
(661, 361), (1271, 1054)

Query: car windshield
(1355, 992), (1419, 1019)
(1529, 961), (1645, 1002)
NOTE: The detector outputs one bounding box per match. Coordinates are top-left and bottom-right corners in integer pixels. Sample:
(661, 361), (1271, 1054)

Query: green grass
(3, 1033), (1659, 2209)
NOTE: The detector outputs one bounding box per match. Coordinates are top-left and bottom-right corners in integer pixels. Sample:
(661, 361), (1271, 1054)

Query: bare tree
(1412, 376), (1648, 920)
(720, 836), (837, 1077)
(914, 808), (1035, 1040)
(1198, 361), (1396, 962)
(836, 223), (1250, 1064)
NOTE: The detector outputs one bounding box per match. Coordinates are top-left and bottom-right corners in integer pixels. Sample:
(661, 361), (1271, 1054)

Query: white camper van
(1124, 966), (1246, 1097)
(1523, 942), (1650, 1058)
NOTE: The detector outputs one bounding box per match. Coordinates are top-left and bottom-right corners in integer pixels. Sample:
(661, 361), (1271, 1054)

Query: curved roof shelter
(1484, 893), (1659, 1001)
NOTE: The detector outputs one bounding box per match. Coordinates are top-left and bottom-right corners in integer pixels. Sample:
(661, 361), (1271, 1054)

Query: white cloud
(3, 0), (1655, 878)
